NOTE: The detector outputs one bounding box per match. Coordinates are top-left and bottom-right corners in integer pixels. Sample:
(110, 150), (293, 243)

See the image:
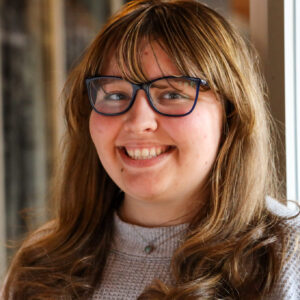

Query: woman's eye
(160, 92), (190, 100)
(103, 93), (130, 101)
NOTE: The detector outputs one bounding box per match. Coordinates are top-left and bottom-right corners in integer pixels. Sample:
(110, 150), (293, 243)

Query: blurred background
(1, 0), (298, 280)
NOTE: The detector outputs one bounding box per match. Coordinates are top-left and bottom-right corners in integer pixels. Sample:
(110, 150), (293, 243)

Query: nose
(123, 90), (158, 133)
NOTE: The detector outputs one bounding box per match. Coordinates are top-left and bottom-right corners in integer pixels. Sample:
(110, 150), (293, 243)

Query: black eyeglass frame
(85, 75), (209, 117)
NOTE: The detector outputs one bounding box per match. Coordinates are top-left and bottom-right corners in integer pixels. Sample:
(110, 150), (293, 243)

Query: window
(284, 0), (300, 204)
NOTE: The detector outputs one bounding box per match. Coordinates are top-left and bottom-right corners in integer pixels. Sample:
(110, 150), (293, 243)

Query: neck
(118, 193), (204, 227)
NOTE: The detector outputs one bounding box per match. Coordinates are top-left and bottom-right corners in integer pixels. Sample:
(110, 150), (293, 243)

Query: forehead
(101, 41), (181, 81)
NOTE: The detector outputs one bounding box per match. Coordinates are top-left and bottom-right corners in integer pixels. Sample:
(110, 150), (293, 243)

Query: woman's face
(89, 42), (223, 214)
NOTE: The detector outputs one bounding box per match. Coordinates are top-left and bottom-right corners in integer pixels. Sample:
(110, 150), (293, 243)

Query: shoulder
(266, 196), (300, 234)
(266, 196), (300, 218)
(266, 196), (300, 245)
(265, 197), (300, 300)
(266, 196), (300, 258)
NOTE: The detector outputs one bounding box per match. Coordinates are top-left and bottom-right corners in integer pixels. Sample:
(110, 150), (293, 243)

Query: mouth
(119, 145), (175, 160)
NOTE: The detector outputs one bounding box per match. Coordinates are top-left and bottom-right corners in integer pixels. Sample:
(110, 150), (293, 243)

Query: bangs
(97, 1), (213, 85)
(88, 0), (250, 106)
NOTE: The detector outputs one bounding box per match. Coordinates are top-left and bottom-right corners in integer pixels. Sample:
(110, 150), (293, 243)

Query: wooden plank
(250, 0), (286, 195)
(110, 0), (124, 14)
(47, 0), (66, 151)
(0, 0), (7, 280)
(41, 0), (66, 165)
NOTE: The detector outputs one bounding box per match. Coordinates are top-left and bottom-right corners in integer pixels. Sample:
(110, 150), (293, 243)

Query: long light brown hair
(3, 0), (287, 299)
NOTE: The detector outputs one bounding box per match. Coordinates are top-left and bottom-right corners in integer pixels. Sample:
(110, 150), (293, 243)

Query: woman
(2, 0), (299, 299)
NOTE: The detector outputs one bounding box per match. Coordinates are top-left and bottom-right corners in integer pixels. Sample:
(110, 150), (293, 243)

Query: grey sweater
(92, 198), (300, 299)
(1, 199), (299, 299)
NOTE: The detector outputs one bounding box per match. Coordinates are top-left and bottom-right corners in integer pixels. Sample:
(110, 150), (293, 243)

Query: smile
(120, 146), (174, 160)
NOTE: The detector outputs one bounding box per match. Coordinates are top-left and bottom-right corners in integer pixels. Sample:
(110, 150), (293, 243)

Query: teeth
(134, 149), (141, 158)
(125, 147), (169, 160)
(142, 149), (149, 157)
(150, 148), (156, 156)
(127, 149), (134, 157)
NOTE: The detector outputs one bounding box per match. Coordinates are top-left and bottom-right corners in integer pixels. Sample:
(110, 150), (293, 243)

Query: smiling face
(89, 42), (223, 223)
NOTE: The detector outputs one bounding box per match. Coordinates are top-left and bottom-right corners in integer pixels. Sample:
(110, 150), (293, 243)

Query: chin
(124, 188), (168, 202)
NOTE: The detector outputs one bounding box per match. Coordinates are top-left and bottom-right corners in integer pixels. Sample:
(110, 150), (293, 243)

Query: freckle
(121, 168), (124, 172)
(143, 51), (149, 56)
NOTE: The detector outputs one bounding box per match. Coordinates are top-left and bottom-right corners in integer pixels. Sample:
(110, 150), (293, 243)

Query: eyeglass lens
(88, 77), (199, 116)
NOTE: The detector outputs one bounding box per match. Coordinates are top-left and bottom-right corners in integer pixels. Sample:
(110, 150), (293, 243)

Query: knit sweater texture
(92, 197), (300, 300)
(1, 199), (299, 299)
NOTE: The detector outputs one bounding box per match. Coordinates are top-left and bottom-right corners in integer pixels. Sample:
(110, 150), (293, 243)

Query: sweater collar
(111, 212), (189, 258)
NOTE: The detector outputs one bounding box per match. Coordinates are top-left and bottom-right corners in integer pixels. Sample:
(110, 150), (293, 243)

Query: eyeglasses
(85, 75), (209, 117)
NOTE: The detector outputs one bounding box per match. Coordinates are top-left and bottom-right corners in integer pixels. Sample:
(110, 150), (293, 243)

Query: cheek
(192, 100), (223, 143)
(166, 102), (223, 162)
(89, 112), (106, 137)
(89, 112), (118, 164)
(89, 111), (119, 146)
(89, 112), (119, 169)
(167, 110), (222, 145)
